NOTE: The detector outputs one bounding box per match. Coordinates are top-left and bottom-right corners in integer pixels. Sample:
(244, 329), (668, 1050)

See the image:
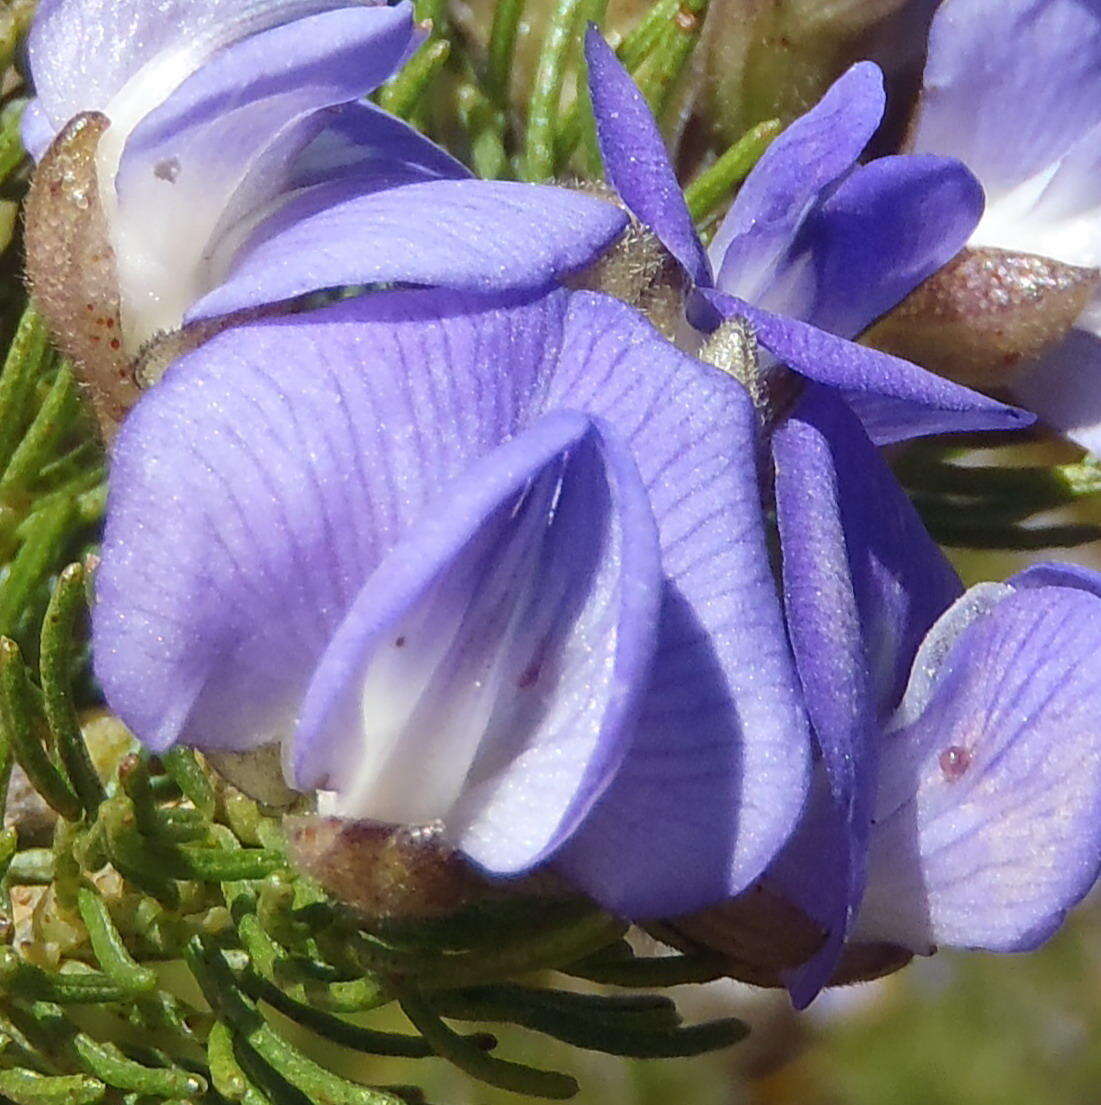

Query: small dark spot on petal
(154, 157), (181, 183)
(939, 745), (972, 781)
(394, 636), (406, 648)
(517, 661), (541, 689)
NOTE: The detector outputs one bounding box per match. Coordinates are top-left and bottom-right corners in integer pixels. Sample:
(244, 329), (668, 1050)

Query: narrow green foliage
(920, 516), (1101, 550)
(523, 0), (588, 181)
(378, 38), (452, 120)
(40, 565), (102, 814)
(75, 887), (158, 995)
(0, 1068), (105, 1104)
(7, 848), (52, 884)
(485, 0), (527, 105)
(898, 447), (1101, 549)
(0, 368), (82, 497)
(631, 0), (710, 118)
(458, 82), (510, 180)
(0, 950), (138, 1004)
(565, 951), (731, 987)
(207, 1020), (255, 1102)
(434, 984), (748, 1058)
(188, 937), (407, 1105)
(240, 969), (495, 1057)
(685, 119), (783, 222)
(0, 638), (81, 819)
(618, 0), (680, 70)
(0, 306), (52, 476)
(400, 989), (580, 1099)
(70, 1034), (207, 1098)
(0, 499), (79, 640)
(160, 746), (215, 818)
(0, 102), (24, 181)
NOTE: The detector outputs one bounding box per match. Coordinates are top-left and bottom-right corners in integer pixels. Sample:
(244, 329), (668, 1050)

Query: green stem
(0, 638), (81, 820)
(75, 887), (158, 995)
(378, 39), (451, 120)
(40, 564), (103, 814)
(685, 119), (782, 221)
(523, 0), (586, 181)
(485, 0), (527, 105)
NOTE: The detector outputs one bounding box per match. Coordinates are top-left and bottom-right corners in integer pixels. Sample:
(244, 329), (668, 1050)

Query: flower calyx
(663, 885), (913, 990)
(864, 246), (1101, 389)
(24, 111), (136, 438)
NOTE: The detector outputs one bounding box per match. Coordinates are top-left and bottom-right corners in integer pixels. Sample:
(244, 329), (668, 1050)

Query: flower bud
(863, 247), (1101, 389)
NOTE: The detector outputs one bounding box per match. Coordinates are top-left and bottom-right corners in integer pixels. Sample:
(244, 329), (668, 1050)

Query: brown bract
(665, 884), (913, 988)
(287, 815), (574, 927)
(864, 246), (1101, 389)
(24, 112), (138, 440)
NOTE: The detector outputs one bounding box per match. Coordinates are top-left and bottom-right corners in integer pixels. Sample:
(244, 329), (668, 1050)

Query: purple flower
(24, 0), (626, 353)
(585, 28), (1031, 997)
(835, 565), (1101, 972)
(94, 27), (1083, 975)
(585, 27), (998, 423)
(91, 286), (816, 919)
(753, 395), (1101, 1004)
(905, 0), (1101, 454)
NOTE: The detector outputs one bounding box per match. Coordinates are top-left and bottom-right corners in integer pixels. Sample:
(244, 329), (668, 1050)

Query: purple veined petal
(968, 117), (1101, 268)
(854, 584), (1101, 953)
(798, 154), (984, 339)
(769, 393), (873, 1005)
(187, 180), (628, 323)
(545, 292), (812, 917)
(1010, 313), (1101, 457)
(710, 62), (885, 312)
(911, 0), (1101, 209)
(107, 5), (416, 345)
(293, 410), (663, 875)
(204, 102), (471, 310)
(767, 385), (960, 1005)
(93, 286), (570, 755)
(284, 100), (470, 191)
(702, 289), (1033, 443)
(1011, 561), (1101, 598)
(583, 27), (711, 287)
(26, 0), (392, 142)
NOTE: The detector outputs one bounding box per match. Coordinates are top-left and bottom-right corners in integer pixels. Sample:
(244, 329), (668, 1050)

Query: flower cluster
(23, 0), (1101, 1012)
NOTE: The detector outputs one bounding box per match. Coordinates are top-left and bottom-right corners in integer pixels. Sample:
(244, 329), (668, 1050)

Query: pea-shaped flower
(582, 43), (1101, 1000)
(874, 0), (1101, 454)
(680, 548), (1101, 1006)
(22, 0), (626, 429)
(584, 30), (1033, 994)
(92, 285), (818, 917)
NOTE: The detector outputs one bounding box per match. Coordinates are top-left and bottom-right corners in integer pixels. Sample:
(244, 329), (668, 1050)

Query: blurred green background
(339, 906), (1101, 1104)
